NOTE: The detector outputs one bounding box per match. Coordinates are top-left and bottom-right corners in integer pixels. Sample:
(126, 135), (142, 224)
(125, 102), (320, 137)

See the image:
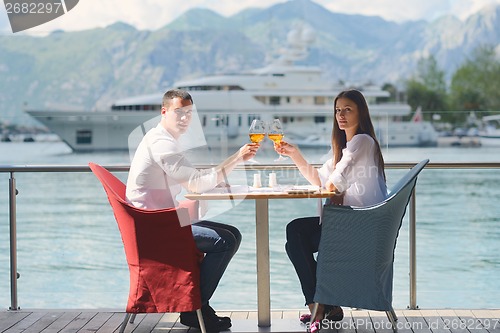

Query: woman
(274, 89), (387, 324)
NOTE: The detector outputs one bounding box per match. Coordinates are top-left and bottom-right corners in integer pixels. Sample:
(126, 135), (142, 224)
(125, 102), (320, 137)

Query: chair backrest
(314, 159), (429, 311)
(387, 159), (429, 201)
(88, 162), (202, 313)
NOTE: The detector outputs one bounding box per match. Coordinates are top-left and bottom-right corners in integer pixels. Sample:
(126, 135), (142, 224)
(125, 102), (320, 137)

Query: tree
(405, 55), (448, 120)
(450, 45), (500, 114)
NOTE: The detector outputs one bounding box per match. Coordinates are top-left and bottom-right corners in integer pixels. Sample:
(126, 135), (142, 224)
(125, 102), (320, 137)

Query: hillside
(0, 0), (498, 125)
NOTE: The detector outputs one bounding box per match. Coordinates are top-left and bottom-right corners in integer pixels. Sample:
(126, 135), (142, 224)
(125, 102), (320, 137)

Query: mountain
(0, 0), (498, 125)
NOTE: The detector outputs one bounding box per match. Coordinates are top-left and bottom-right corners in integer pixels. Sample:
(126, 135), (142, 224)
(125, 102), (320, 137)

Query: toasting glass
(268, 119), (288, 161)
(248, 119), (266, 163)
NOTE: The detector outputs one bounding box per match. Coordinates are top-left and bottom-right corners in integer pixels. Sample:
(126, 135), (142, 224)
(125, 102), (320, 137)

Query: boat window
(76, 130), (92, 144)
(314, 116), (326, 123)
(286, 97), (291, 103)
(248, 115), (261, 126)
(202, 116), (207, 127)
(272, 73), (285, 77)
(314, 96), (326, 105)
(254, 96), (266, 104)
(177, 85), (244, 91)
(238, 116), (242, 127)
(270, 96), (280, 105)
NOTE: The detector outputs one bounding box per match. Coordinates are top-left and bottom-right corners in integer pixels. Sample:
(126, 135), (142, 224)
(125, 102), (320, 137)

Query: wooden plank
(336, 309), (356, 333)
(402, 309), (432, 333)
(395, 309), (413, 333)
(419, 309), (451, 333)
(37, 312), (76, 332)
(0, 309), (498, 333)
(95, 312), (126, 333)
(271, 311), (283, 319)
(123, 314), (146, 333)
(58, 312), (97, 333)
(352, 309), (374, 333)
(229, 311), (249, 320)
(454, 309), (489, 333)
(130, 313), (162, 333)
(436, 309), (467, 333)
(151, 313), (179, 333)
(281, 310), (300, 320)
(76, 312), (113, 332)
(368, 310), (394, 333)
(0, 311), (33, 332)
(471, 310), (500, 333)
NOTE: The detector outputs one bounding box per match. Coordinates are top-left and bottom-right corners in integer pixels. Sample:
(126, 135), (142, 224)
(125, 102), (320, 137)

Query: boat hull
(27, 109), (439, 152)
(479, 135), (500, 147)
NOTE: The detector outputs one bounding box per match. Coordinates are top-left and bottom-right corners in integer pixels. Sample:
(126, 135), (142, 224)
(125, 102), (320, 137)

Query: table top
(184, 186), (336, 200)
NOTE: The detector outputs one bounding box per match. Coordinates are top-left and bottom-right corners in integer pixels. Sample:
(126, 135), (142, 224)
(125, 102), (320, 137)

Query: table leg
(255, 198), (271, 327)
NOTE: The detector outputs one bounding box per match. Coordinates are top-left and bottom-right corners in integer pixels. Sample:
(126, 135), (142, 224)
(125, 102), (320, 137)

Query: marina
(24, 25), (438, 153)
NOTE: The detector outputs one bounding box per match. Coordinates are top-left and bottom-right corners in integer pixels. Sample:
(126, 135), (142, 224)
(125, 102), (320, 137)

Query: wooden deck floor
(0, 309), (499, 333)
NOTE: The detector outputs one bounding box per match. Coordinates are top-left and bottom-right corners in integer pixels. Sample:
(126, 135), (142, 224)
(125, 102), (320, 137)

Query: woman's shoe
(300, 313), (311, 324)
(309, 320), (320, 333)
(325, 306), (344, 321)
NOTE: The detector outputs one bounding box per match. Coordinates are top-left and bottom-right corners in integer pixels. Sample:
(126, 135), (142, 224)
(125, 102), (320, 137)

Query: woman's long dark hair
(331, 89), (386, 180)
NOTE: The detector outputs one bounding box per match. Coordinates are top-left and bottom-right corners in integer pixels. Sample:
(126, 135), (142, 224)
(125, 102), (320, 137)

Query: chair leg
(119, 313), (131, 333)
(390, 308), (398, 321)
(130, 313), (137, 323)
(196, 308), (207, 333)
(386, 310), (398, 332)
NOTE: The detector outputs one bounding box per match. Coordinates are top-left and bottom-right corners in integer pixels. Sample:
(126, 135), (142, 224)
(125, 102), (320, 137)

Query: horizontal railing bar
(1, 162), (500, 173)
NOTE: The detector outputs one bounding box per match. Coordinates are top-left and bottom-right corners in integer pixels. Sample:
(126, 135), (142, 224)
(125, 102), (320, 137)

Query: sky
(1, 0), (500, 35)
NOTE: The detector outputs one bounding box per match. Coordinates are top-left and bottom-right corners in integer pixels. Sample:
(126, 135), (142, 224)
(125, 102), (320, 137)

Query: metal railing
(2, 162), (500, 311)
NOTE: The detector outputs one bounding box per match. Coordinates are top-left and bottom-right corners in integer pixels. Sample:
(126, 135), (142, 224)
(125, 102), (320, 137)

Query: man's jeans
(191, 220), (242, 304)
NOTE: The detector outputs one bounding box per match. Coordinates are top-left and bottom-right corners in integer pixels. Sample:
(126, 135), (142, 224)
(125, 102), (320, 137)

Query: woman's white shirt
(318, 134), (387, 207)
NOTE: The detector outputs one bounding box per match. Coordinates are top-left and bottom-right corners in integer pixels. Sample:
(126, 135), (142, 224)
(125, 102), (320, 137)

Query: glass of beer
(268, 119), (288, 161)
(249, 119), (266, 144)
(248, 119), (266, 163)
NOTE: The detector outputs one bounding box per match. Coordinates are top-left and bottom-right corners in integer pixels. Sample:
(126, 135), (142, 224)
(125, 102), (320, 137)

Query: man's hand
(239, 143), (260, 161)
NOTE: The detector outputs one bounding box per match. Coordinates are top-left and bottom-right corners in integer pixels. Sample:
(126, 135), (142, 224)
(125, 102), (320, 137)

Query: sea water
(0, 141), (499, 310)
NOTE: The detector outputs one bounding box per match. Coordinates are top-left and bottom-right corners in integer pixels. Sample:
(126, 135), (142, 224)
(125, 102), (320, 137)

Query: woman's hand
(239, 143), (260, 161)
(274, 140), (298, 158)
(325, 180), (344, 205)
(325, 179), (336, 192)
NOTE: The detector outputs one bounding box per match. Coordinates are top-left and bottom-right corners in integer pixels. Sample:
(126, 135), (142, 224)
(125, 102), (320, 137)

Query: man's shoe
(180, 310), (232, 332)
(202, 303), (231, 325)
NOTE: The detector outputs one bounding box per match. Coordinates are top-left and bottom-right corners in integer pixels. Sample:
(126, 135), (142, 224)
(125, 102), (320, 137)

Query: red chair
(88, 162), (206, 333)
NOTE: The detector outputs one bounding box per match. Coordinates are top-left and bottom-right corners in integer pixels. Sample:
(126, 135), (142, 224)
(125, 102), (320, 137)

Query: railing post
(408, 186), (418, 309)
(9, 172), (19, 310)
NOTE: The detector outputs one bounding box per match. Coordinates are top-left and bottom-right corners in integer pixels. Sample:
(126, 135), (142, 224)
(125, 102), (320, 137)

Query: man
(126, 89), (259, 331)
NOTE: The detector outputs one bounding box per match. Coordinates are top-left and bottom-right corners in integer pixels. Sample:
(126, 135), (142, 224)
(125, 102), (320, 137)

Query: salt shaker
(268, 173), (278, 187)
(253, 173), (262, 188)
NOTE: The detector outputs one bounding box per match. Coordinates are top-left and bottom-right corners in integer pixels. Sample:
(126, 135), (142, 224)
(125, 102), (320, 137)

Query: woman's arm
(274, 141), (321, 186)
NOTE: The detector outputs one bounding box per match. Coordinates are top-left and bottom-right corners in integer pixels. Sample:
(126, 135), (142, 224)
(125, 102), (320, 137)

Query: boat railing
(1, 162), (500, 311)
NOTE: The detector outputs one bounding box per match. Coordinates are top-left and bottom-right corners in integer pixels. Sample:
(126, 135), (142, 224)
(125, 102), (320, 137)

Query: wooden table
(185, 188), (335, 327)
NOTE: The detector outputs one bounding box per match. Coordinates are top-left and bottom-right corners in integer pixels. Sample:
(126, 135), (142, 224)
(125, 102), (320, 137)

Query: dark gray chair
(312, 159), (429, 332)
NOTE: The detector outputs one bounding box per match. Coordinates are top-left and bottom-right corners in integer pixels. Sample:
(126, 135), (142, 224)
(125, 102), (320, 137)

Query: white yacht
(479, 115), (500, 146)
(26, 25), (438, 152)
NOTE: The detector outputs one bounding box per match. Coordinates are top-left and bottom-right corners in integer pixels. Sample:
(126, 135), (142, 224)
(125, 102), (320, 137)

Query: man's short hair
(162, 89), (193, 108)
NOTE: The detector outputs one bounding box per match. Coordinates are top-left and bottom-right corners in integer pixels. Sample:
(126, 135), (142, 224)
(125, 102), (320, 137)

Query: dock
(1, 309), (499, 333)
